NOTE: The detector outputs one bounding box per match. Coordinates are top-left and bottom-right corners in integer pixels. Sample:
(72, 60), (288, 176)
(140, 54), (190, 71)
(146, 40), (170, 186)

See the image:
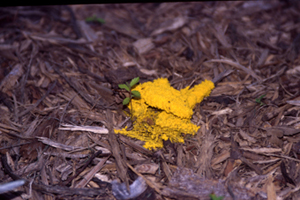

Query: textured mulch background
(1, 2), (300, 199)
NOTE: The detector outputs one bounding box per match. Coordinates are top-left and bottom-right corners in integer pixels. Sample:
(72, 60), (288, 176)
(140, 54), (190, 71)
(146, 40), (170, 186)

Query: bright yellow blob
(114, 78), (214, 150)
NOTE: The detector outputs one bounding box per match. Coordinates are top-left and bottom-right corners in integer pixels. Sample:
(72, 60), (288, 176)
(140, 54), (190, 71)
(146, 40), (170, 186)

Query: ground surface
(1, 2), (300, 200)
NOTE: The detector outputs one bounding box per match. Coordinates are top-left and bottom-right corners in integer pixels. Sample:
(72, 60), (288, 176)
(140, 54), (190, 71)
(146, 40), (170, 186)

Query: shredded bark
(1, 2), (300, 199)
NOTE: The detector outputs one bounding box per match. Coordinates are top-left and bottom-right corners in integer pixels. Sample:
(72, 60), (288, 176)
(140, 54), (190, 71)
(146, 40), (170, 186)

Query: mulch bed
(1, 2), (300, 199)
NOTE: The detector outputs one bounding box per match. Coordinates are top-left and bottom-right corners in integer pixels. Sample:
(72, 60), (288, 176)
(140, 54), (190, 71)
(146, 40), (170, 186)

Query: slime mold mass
(114, 78), (215, 150)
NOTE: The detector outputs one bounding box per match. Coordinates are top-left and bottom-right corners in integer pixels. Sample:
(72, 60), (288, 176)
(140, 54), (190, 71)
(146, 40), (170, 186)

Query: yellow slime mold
(114, 78), (214, 150)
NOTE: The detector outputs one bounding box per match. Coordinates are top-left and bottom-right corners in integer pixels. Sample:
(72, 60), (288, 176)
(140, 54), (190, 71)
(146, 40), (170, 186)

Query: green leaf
(122, 97), (131, 105)
(209, 194), (224, 200)
(118, 84), (130, 92)
(255, 94), (266, 105)
(85, 16), (105, 24)
(129, 77), (140, 87)
(131, 90), (141, 98)
(96, 18), (105, 24)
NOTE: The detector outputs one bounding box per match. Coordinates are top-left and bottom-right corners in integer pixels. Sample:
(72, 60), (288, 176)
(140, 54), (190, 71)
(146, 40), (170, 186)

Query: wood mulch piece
(1, 2), (300, 199)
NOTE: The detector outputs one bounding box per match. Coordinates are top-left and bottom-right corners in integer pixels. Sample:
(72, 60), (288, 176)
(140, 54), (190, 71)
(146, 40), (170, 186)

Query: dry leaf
(151, 16), (187, 36)
(133, 38), (155, 54)
(0, 63), (24, 94)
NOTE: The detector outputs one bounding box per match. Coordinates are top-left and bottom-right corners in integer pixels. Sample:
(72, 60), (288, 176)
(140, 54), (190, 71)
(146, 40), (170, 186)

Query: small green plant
(85, 15), (105, 24)
(209, 193), (224, 200)
(118, 77), (141, 105)
(255, 94), (266, 106)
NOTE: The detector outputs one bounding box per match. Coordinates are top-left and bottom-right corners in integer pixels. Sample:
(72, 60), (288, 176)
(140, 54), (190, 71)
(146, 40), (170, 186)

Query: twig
(63, 5), (82, 39)
(126, 163), (162, 193)
(1, 154), (106, 197)
(207, 58), (262, 81)
(0, 142), (31, 150)
(212, 69), (234, 84)
(75, 156), (110, 188)
(106, 113), (129, 190)
(18, 80), (57, 117)
(60, 150), (104, 186)
(0, 179), (26, 194)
